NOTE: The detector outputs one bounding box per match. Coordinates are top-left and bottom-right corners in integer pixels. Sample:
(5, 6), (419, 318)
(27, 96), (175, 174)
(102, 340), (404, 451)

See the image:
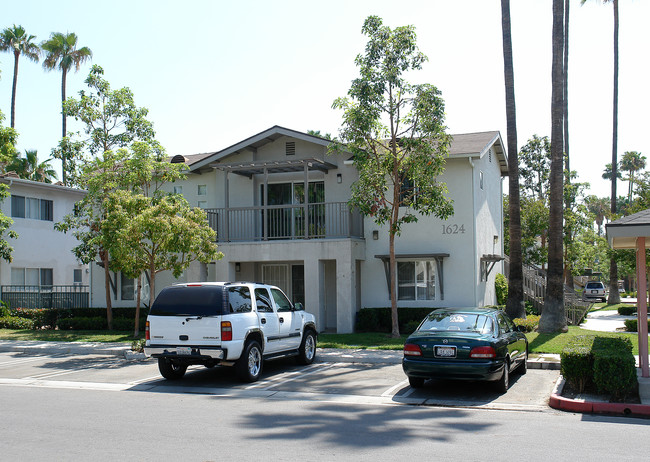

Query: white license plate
(591, 290), (597, 294)
(434, 346), (457, 358)
(176, 347), (192, 355)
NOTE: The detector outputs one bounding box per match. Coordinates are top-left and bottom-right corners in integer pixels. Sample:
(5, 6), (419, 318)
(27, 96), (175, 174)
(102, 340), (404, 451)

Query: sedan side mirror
(294, 302), (304, 311)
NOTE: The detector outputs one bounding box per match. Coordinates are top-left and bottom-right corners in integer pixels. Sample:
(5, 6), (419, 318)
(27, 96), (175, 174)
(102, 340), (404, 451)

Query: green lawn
(590, 302), (636, 312)
(0, 327), (645, 356)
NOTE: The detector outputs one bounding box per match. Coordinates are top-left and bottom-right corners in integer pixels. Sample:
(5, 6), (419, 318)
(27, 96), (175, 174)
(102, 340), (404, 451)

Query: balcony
(205, 202), (364, 242)
(1, 285), (90, 309)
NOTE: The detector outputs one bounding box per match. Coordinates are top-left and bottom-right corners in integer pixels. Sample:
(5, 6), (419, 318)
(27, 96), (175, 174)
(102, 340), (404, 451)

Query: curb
(549, 375), (650, 418)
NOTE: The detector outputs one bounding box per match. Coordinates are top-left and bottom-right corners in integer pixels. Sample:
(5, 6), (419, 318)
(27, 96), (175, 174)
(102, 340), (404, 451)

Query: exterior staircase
(504, 257), (593, 325)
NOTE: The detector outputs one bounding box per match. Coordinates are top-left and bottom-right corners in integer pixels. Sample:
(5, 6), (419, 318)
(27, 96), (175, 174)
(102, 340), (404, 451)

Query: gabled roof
(177, 126), (508, 176)
(606, 208), (650, 249)
(183, 126), (332, 172)
(0, 174), (86, 196)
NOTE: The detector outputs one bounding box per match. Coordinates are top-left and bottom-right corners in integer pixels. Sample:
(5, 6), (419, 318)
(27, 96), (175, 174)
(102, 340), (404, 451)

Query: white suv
(582, 281), (607, 303)
(144, 282), (317, 382)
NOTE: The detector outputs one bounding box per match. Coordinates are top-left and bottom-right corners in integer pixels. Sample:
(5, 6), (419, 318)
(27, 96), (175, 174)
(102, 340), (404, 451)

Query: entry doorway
(261, 263), (305, 306)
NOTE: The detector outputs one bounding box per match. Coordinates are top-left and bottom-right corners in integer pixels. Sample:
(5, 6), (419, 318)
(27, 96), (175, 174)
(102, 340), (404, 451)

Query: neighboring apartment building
(92, 126), (507, 333)
(0, 174), (89, 309)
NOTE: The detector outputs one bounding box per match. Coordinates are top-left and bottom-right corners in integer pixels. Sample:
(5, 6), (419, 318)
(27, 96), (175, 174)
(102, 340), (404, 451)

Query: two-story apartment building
(93, 126), (507, 333)
(0, 174), (89, 309)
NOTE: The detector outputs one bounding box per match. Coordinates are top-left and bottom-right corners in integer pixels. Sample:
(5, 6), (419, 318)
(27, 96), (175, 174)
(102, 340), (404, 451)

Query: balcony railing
(1, 285), (90, 309)
(205, 202), (364, 242)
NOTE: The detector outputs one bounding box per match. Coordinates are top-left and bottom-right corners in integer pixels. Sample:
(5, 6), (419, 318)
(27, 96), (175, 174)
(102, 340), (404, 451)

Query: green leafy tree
(562, 171), (591, 284)
(6, 149), (57, 183)
(585, 195), (610, 236)
(519, 135), (551, 200)
(50, 137), (86, 188)
(63, 65), (158, 156)
(104, 190), (222, 336)
(620, 151), (645, 203)
(0, 111), (18, 261)
(540, 0), (567, 333)
(307, 130), (333, 140)
(601, 162), (622, 181)
(500, 0), (525, 319)
(41, 32), (92, 184)
(332, 16), (453, 337)
(0, 110), (18, 169)
(0, 25), (40, 129)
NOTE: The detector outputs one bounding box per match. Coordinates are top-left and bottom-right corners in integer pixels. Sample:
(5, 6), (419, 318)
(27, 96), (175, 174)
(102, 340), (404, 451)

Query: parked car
(582, 281), (607, 303)
(402, 307), (528, 393)
(144, 282), (317, 382)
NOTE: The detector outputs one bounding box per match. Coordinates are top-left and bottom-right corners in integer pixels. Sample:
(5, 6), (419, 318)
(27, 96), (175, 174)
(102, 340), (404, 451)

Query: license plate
(591, 290), (597, 294)
(176, 347), (192, 355)
(434, 346), (457, 358)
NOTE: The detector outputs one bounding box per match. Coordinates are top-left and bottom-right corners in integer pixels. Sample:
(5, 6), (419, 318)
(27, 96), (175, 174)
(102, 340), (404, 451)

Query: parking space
(0, 351), (559, 410)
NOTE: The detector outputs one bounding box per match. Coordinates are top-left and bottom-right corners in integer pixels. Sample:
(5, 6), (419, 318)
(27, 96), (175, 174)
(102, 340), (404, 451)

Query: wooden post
(636, 237), (649, 377)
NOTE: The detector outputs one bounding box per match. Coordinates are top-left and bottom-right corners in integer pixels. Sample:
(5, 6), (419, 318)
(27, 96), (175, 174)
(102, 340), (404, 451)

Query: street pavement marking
(245, 362), (343, 390)
(381, 379), (409, 398)
(0, 356), (52, 368)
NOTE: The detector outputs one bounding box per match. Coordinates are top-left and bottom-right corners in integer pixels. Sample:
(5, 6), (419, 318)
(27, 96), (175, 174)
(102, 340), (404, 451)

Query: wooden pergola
(606, 209), (650, 378)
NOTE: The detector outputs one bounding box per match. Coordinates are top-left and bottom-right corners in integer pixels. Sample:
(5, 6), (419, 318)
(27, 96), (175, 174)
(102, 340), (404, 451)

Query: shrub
(592, 336), (637, 400)
(355, 307), (435, 333)
(58, 317), (107, 330)
(495, 273), (508, 306)
(525, 301), (539, 316)
(402, 320), (421, 335)
(513, 315), (540, 333)
(131, 339), (146, 352)
(624, 318), (650, 332)
(0, 316), (35, 330)
(560, 336), (595, 393)
(11, 308), (58, 329)
(0, 301), (11, 317)
(618, 305), (636, 316)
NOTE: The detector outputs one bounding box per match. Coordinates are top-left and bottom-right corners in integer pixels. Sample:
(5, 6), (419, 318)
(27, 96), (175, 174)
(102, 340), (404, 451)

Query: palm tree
(585, 195), (610, 236)
(602, 162), (622, 181)
(0, 25), (40, 129)
(539, 0), (566, 333)
(41, 32), (92, 185)
(6, 149), (57, 183)
(500, 0), (524, 319)
(620, 151), (646, 202)
(581, 0), (620, 304)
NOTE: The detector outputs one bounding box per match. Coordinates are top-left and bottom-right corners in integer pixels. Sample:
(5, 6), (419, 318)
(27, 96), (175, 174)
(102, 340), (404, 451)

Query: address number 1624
(442, 224), (466, 235)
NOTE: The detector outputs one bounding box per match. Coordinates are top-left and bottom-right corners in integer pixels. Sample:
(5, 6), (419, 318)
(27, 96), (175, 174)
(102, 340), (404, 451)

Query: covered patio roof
(606, 209), (650, 377)
(212, 158), (337, 178)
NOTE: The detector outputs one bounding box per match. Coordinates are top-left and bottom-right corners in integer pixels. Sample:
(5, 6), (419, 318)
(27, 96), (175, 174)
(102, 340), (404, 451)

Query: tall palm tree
(539, 0), (566, 333)
(41, 32), (92, 185)
(500, 0), (524, 319)
(0, 25), (40, 129)
(6, 149), (57, 183)
(585, 195), (610, 236)
(581, 0), (620, 304)
(620, 151), (646, 202)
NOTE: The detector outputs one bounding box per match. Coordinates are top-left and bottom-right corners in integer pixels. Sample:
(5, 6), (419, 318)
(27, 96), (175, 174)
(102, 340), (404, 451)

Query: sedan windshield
(419, 312), (494, 334)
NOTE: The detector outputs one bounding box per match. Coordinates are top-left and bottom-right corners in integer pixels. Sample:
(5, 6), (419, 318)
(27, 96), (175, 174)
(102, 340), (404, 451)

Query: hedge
(0, 316), (35, 329)
(513, 315), (540, 333)
(561, 335), (637, 400)
(617, 305), (636, 316)
(623, 318), (650, 332)
(355, 307), (434, 333)
(5, 307), (147, 331)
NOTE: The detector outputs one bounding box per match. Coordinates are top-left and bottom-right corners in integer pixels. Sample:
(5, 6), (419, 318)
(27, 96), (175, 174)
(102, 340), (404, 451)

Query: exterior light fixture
(337, 173), (342, 184)
(493, 235), (499, 244)
(235, 262), (241, 272)
(373, 230), (379, 240)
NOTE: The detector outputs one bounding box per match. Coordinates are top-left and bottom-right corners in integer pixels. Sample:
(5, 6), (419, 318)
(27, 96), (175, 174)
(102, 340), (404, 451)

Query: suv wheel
(158, 358), (187, 380)
(236, 340), (263, 382)
(297, 330), (317, 365)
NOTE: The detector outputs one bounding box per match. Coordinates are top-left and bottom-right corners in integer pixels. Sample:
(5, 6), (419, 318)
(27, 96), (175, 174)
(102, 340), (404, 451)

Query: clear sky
(1, 0), (648, 199)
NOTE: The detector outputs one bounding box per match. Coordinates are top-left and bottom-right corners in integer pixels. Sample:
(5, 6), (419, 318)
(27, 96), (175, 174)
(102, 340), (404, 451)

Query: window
(11, 195), (53, 221)
(397, 261), (436, 300)
(198, 201), (208, 209)
(479, 171), (484, 190)
(10, 267), (52, 287)
(271, 288), (292, 312)
(73, 269), (83, 284)
(399, 176), (417, 206)
(255, 288), (274, 313)
(227, 286), (252, 313)
(173, 186), (183, 195)
(198, 185), (207, 196)
(121, 273), (135, 300)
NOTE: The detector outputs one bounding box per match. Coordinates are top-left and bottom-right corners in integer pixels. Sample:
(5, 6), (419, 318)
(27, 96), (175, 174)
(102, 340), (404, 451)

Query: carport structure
(606, 209), (650, 377)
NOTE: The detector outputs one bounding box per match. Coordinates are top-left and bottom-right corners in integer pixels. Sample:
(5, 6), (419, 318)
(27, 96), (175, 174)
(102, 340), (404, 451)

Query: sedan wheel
(408, 376), (425, 388)
(495, 360), (510, 393)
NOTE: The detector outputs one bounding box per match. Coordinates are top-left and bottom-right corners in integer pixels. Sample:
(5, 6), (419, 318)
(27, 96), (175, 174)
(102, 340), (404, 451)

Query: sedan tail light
(404, 343), (422, 356)
(145, 321), (150, 341)
(221, 321), (232, 342)
(470, 346), (496, 358)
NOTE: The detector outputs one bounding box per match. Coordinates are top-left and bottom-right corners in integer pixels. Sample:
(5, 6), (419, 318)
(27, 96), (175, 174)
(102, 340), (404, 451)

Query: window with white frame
(198, 184), (207, 196)
(397, 261), (436, 300)
(11, 195), (53, 221)
(198, 201), (207, 208)
(73, 269), (83, 284)
(173, 185), (183, 195)
(10, 267), (53, 288)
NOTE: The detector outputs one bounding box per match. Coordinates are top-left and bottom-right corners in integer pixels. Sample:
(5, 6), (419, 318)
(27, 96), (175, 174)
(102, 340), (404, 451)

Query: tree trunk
(150, 261), (156, 311)
(539, 0), (566, 333)
(10, 51), (19, 129)
(607, 0), (621, 305)
(61, 68), (68, 185)
(101, 250), (113, 330)
(134, 274), (142, 338)
(501, 0), (525, 319)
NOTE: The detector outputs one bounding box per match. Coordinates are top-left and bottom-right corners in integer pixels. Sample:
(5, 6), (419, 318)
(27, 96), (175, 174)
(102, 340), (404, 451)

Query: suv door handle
(261, 318), (266, 324)
(279, 317), (284, 323)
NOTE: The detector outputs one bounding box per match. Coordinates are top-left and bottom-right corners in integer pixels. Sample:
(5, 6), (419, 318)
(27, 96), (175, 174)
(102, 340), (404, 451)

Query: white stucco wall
(0, 179), (88, 288)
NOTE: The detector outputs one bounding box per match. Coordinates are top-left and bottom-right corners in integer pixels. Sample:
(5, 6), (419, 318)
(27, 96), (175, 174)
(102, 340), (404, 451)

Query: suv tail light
(145, 321), (150, 341)
(470, 346), (496, 358)
(221, 321), (232, 341)
(404, 343), (422, 356)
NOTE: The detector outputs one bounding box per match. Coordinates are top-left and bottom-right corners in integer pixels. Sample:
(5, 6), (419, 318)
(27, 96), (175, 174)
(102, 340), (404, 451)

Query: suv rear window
(586, 282), (604, 289)
(150, 285), (227, 316)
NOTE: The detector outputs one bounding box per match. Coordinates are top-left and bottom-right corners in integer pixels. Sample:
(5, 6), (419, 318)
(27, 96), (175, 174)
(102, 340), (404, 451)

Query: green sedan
(402, 307), (528, 393)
